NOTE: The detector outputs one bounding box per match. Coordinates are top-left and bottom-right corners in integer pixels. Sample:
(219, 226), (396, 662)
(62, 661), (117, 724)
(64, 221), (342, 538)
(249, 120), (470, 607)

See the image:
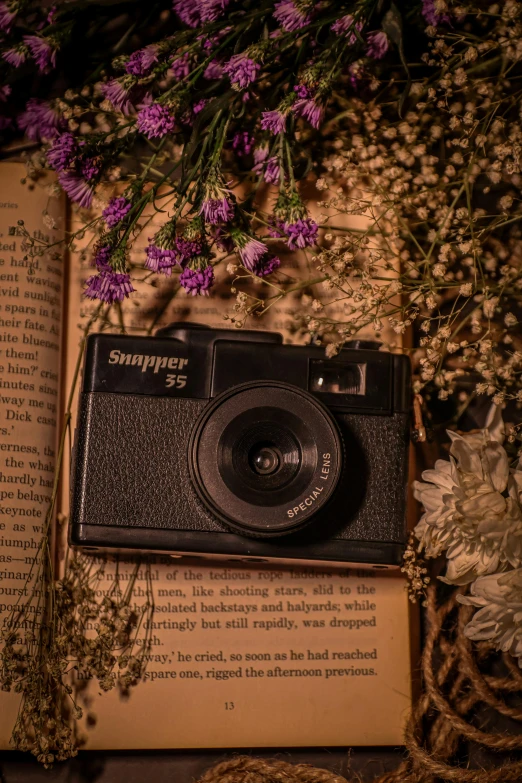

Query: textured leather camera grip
(71, 392), (224, 533)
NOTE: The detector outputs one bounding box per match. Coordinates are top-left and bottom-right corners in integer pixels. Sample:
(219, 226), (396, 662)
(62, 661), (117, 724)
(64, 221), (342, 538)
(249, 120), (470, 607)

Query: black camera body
(70, 323), (411, 568)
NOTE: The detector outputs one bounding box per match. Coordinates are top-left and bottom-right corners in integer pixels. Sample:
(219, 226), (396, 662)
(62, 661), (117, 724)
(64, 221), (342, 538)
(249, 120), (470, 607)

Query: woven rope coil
(198, 585), (522, 783)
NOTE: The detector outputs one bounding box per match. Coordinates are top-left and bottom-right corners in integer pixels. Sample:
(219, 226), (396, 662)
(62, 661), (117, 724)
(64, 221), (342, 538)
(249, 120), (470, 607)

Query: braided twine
(198, 584), (522, 783)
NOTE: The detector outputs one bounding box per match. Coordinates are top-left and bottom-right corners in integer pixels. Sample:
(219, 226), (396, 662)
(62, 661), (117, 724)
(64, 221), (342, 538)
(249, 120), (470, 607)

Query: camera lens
(189, 381), (343, 538)
(249, 444), (281, 476)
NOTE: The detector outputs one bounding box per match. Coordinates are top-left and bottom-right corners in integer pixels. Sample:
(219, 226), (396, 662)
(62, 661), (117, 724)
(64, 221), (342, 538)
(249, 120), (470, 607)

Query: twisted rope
(198, 585), (522, 783)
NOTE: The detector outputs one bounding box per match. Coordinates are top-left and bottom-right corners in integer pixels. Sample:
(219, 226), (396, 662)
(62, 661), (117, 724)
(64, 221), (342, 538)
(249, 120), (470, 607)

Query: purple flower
(47, 132), (77, 172)
(23, 35), (57, 72)
(101, 79), (135, 115)
(93, 244), (112, 270)
(261, 110), (286, 135)
(179, 265), (214, 296)
(237, 237), (268, 271)
(172, 0), (202, 27)
(294, 84), (312, 99)
(175, 237), (202, 265)
(58, 172), (95, 208)
(263, 157), (280, 184)
(331, 14), (363, 44)
(283, 218), (318, 250)
(223, 54), (260, 90)
(293, 98), (324, 129)
(200, 197), (234, 224)
(232, 131), (254, 156)
(422, 0), (451, 26)
(145, 245), (178, 276)
(200, 0), (230, 22)
(255, 255), (281, 277)
(0, 85), (10, 103)
(103, 196), (132, 228)
(204, 59), (224, 79)
(273, 1), (311, 32)
(253, 146), (268, 168)
(47, 6), (57, 24)
(0, 1), (16, 32)
(3, 46), (26, 67)
(126, 46), (158, 76)
(80, 157), (101, 181)
(193, 99), (208, 115)
(366, 31), (389, 59)
(253, 148), (280, 184)
(136, 103), (176, 139)
(171, 53), (191, 80)
(18, 100), (64, 142)
(85, 270), (135, 303)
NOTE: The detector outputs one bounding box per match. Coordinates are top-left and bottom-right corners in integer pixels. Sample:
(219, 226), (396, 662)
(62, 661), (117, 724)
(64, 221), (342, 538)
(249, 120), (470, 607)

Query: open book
(0, 161), (413, 749)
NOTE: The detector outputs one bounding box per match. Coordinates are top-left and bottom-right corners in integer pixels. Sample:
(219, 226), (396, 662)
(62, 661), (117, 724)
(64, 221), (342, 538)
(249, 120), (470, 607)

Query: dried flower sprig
(298, 3), (522, 413)
(0, 308), (155, 766)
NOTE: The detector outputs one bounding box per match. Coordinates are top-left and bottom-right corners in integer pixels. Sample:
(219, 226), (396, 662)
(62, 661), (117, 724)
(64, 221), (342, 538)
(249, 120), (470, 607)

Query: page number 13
(225, 702), (235, 711)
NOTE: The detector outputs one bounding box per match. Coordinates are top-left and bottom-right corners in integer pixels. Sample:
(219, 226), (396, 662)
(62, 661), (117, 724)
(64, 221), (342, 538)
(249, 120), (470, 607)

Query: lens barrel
(189, 381), (342, 537)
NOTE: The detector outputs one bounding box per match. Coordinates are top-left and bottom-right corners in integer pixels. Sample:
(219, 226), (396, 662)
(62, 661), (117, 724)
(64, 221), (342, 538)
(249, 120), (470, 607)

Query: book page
(59, 197), (412, 748)
(0, 162), (65, 746)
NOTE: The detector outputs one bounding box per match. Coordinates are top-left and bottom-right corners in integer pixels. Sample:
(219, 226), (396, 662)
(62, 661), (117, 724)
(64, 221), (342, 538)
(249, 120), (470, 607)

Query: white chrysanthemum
(414, 406), (522, 585)
(458, 569), (522, 666)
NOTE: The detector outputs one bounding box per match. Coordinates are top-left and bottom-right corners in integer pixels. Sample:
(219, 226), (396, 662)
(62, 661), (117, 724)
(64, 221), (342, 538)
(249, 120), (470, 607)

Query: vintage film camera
(70, 323), (411, 568)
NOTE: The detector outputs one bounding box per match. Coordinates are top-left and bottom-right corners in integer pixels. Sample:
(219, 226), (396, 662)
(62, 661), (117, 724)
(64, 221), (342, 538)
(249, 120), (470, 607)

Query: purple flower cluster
(0, 1), (16, 32)
(3, 45), (26, 67)
(273, 1), (311, 32)
(256, 255), (281, 277)
(331, 14), (363, 44)
(193, 99), (208, 115)
(232, 132), (254, 156)
(261, 110), (286, 135)
(58, 172), (95, 209)
(179, 265), (214, 296)
(85, 270), (135, 303)
(18, 99), (65, 142)
(172, 0), (201, 27)
(202, 0), (231, 22)
(223, 54), (260, 90)
(146, 235), (203, 276)
(175, 238), (202, 264)
(47, 132), (77, 171)
(103, 197), (132, 228)
(294, 84), (312, 99)
(171, 53), (191, 80)
(80, 157), (101, 181)
(237, 237), (268, 272)
(292, 98), (324, 129)
(0, 85), (11, 102)
(366, 31), (389, 59)
(93, 244), (113, 270)
(253, 148), (281, 184)
(422, 0), (451, 26)
(173, 0), (230, 27)
(200, 197), (234, 224)
(136, 103), (176, 139)
(204, 59), (224, 80)
(101, 79), (135, 115)
(23, 35), (56, 72)
(283, 217), (318, 250)
(126, 46), (158, 76)
(145, 245), (178, 275)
